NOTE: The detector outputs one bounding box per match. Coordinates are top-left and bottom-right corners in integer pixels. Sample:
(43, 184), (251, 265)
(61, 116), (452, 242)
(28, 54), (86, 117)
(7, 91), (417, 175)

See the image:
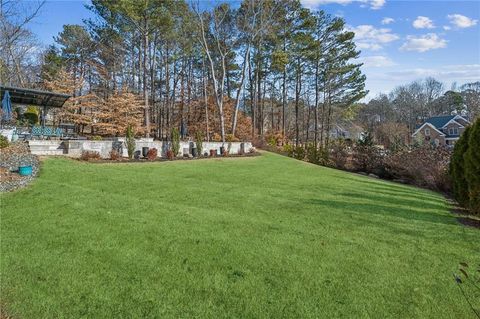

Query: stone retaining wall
(28, 139), (253, 159)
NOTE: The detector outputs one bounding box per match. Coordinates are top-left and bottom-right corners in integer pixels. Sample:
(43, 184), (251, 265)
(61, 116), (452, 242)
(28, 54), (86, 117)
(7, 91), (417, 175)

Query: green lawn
(1, 152), (479, 318)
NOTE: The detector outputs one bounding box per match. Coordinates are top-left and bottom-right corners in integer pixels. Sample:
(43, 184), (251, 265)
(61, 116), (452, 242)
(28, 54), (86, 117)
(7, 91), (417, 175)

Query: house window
(425, 128), (430, 136)
(449, 127), (459, 135)
(434, 139), (440, 146)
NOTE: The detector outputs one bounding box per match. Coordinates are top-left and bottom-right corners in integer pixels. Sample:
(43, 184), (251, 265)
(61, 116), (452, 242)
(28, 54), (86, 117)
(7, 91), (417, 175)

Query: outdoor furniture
(0, 128), (15, 141)
(55, 127), (63, 137)
(31, 126), (43, 138)
(43, 126), (54, 137)
(30, 126), (64, 139)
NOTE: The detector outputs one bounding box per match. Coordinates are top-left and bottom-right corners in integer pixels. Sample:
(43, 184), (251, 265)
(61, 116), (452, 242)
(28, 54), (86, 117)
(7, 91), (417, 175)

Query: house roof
(424, 115), (456, 129)
(413, 114), (470, 138)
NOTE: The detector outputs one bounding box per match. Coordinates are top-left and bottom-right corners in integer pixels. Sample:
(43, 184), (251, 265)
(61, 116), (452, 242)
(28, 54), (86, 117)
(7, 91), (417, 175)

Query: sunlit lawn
(1, 152), (479, 318)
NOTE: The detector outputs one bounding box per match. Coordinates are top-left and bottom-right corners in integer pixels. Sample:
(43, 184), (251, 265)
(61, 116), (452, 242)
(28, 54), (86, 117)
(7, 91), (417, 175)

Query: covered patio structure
(0, 85), (71, 128)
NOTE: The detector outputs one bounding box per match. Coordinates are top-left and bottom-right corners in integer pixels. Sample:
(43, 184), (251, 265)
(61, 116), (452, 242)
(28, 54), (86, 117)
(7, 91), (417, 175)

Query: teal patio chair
(31, 126), (42, 138)
(55, 127), (63, 138)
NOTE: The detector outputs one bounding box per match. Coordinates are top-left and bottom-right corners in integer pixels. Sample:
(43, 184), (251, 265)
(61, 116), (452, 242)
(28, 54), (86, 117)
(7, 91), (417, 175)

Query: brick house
(412, 115), (470, 147)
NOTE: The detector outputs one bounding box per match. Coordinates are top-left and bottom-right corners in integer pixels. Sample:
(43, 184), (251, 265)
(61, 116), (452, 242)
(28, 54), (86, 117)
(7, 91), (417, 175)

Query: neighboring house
(412, 115), (470, 147)
(329, 122), (364, 141)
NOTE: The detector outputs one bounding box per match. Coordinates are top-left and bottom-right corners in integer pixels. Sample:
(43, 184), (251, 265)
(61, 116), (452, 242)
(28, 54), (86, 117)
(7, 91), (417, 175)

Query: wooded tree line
(1, 0), (366, 146)
(359, 78), (480, 134)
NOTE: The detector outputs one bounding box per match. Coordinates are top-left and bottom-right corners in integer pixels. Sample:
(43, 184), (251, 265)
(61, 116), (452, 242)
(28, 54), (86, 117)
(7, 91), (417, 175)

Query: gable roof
(413, 114), (471, 138)
(412, 122), (446, 137)
(424, 115), (456, 129)
(441, 115), (470, 128)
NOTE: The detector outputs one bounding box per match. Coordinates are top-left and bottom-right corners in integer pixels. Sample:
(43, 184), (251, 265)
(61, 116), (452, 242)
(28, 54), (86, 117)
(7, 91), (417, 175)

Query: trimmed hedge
(450, 126), (470, 207)
(449, 118), (480, 214)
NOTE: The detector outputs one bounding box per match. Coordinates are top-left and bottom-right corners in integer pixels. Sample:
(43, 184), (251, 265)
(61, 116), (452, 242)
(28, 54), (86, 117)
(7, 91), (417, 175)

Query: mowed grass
(1, 152), (479, 318)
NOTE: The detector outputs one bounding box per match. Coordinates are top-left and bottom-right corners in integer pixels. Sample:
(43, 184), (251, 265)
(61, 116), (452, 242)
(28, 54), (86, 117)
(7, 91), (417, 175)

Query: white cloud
(301, 0), (351, 7)
(385, 64), (480, 82)
(443, 25), (451, 31)
(301, 0), (385, 10)
(348, 25), (399, 51)
(357, 43), (382, 51)
(381, 17), (394, 25)
(447, 14), (478, 28)
(363, 64), (480, 100)
(413, 16), (435, 29)
(400, 33), (447, 52)
(358, 55), (396, 67)
(367, 0), (385, 10)
(359, 0), (385, 10)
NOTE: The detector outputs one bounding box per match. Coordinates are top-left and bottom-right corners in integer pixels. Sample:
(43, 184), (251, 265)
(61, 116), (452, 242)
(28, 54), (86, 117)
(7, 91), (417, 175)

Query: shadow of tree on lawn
(306, 196), (457, 227)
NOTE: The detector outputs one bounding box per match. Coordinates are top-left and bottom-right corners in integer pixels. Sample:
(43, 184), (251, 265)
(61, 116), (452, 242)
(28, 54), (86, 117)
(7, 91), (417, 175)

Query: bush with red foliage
(384, 145), (452, 193)
(109, 150), (121, 160)
(166, 149), (174, 160)
(146, 148), (158, 161)
(80, 150), (101, 161)
(328, 140), (350, 169)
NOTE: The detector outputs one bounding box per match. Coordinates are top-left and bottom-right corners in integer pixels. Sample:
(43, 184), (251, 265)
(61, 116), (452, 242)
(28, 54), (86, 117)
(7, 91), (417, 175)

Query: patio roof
(0, 85), (71, 108)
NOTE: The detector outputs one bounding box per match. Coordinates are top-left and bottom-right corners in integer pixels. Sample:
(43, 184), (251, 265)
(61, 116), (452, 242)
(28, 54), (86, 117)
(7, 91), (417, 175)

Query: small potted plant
(146, 148), (157, 161)
(166, 149), (174, 160)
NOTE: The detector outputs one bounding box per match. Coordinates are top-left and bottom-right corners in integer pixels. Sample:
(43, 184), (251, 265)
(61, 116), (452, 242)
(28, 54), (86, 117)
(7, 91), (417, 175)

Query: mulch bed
(0, 142), (39, 193)
(82, 152), (261, 164)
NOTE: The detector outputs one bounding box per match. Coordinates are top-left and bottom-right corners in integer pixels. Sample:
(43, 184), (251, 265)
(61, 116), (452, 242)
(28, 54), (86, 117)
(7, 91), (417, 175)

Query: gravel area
(0, 142), (40, 192)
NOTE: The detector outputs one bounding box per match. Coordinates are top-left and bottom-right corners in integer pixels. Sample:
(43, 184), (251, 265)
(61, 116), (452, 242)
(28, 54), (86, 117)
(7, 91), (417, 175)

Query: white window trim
(447, 126), (459, 135)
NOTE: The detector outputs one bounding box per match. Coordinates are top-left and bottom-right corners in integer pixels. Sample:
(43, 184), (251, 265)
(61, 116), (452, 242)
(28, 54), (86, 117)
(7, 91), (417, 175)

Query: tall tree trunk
(143, 23), (150, 137)
(231, 45), (250, 137)
(271, 79), (275, 132)
(202, 57), (210, 142)
(294, 62), (302, 147)
(314, 60), (319, 149)
(150, 35), (156, 137)
(282, 32), (287, 143)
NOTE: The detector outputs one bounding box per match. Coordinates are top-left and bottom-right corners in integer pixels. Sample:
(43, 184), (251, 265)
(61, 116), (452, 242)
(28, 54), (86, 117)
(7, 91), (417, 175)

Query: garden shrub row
(268, 121), (479, 215)
(270, 133), (452, 193)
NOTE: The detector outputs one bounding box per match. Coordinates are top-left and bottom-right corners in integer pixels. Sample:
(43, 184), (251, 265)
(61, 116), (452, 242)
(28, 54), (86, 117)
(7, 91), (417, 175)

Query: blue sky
(28, 0), (480, 99)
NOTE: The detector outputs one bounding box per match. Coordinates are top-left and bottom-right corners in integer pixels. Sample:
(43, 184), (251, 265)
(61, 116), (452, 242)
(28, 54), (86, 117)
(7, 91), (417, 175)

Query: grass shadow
(306, 197), (457, 227)
(339, 192), (447, 211)
(333, 174), (442, 201)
